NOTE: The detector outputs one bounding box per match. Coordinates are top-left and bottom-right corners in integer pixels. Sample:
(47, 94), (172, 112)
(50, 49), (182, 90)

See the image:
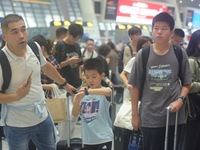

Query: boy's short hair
(83, 58), (104, 74)
(128, 26), (142, 37)
(174, 28), (185, 38)
(1, 14), (24, 33)
(152, 12), (174, 31)
(68, 24), (84, 38)
(56, 27), (68, 38)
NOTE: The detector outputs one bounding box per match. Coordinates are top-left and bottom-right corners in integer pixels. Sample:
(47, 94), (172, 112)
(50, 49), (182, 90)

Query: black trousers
(178, 120), (200, 150)
(84, 141), (112, 150)
(142, 125), (183, 150)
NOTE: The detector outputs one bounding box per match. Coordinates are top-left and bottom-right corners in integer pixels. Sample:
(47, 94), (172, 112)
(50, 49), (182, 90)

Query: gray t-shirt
(128, 45), (191, 128)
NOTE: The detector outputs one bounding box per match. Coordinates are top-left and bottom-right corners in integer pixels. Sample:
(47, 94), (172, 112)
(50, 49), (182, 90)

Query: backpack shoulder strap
(127, 44), (133, 57)
(173, 45), (183, 84)
(28, 41), (40, 62)
(0, 50), (11, 93)
(140, 45), (150, 99)
(83, 48), (87, 56)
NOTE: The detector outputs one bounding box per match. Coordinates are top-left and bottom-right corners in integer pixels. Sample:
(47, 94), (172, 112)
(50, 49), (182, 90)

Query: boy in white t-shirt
(72, 58), (113, 150)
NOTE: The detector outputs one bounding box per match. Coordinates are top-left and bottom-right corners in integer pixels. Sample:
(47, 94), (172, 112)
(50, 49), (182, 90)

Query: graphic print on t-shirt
(148, 64), (171, 91)
(81, 99), (99, 123)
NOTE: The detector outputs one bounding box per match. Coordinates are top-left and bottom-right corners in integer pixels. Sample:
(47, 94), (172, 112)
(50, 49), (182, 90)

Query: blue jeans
(3, 114), (56, 150)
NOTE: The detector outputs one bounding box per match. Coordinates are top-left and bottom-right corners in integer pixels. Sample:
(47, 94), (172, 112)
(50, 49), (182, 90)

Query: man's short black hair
(174, 28), (185, 38)
(152, 12), (175, 31)
(68, 24), (84, 38)
(56, 27), (68, 38)
(86, 38), (94, 43)
(98, 44), (111, 57)
(83, 58), (104, 74)
(128, 26), (142, 37)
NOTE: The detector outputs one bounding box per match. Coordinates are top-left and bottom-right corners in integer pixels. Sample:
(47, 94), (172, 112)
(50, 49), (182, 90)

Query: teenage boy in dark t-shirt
(128, 12), (191, 150)
(54, 23), (84, 138)
(54, 24), (83, 89)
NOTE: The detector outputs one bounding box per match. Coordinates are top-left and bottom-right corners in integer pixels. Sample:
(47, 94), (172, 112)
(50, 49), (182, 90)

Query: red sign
(116, 0), (168, 24)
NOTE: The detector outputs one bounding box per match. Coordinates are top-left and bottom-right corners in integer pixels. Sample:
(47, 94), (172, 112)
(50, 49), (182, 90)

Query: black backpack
(0, 41), (40, 93)
(118, 44), (133, 73)
(139, 45), (183, 99)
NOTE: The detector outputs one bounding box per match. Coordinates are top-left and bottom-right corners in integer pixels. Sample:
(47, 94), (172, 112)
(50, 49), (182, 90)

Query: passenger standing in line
(30, 34), (61, 98)
(54, 23), (84, 138)
(97, 44), (113, 87)
(179, 30), (200, 150)
(72, 58), (113, 150)
(120, 36), (153, 101)
(123, 26), (142, 66)
(81, 38), (98, 61)
(107, 41), (119, 85)
(118, 36), (153, 150)
(128, 12), (191, 150)
(169, 28), (185, 47)
(80, 38), (98, 87)
(0, 14), (76, 150)
(54, 27), (68, 45)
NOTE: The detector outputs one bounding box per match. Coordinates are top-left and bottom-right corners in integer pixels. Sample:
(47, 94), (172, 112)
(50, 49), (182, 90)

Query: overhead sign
(15, 0), (51, 4)
(116, 0), (168, 24)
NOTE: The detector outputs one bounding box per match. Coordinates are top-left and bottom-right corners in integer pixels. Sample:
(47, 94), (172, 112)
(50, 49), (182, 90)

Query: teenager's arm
(131, 85), (141, 131)
(120, 70), (131, 90)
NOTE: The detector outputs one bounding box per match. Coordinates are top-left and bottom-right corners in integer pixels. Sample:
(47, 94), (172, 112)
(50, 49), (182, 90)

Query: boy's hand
(16, 80), (31, 100)
(132, 114), (141, 131)
(73, 91), (85, 103)
(168, 98), (183, 112)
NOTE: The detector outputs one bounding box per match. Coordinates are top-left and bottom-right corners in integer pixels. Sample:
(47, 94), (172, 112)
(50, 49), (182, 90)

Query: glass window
(37, 22), (46, 27)
(26, 17), (37, 28)
(14, 7), (23, 11)
(0, 11), (4, 16)
(53, 15), (61, 21)
(43, 9), (51, 14)
(45, 15), (53, 27)
(32, 4), (40, 8)
(24, 8), (33, 13)
(22, 2), (31, 7)
(2, 1), (11, 5)
(4, 6), (13, 11)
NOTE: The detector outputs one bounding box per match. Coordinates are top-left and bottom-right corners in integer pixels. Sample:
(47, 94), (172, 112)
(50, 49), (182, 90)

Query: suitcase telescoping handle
(66, 91), (84, 149)
(164, 106), (178, 150)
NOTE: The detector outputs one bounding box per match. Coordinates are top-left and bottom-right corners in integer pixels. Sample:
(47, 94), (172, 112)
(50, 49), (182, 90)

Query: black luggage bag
(114, 127), (132, 150)
(57, 93), (84, 150)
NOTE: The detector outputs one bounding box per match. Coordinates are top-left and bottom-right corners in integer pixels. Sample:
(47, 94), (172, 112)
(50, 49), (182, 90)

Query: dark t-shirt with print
(54, 41), (82, 88)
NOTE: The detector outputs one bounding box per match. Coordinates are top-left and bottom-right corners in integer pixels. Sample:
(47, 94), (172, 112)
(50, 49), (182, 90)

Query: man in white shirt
(0, 14), (76, 150)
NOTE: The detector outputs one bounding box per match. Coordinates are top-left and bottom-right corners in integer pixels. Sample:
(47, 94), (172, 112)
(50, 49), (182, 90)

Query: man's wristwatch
(60, 79), (68, 87)
(178, 95), (187, 103)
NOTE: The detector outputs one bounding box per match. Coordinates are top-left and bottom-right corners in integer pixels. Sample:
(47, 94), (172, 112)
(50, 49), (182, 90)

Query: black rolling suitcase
(114, 127), (132, 150)
(57, 93), (84, 150)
